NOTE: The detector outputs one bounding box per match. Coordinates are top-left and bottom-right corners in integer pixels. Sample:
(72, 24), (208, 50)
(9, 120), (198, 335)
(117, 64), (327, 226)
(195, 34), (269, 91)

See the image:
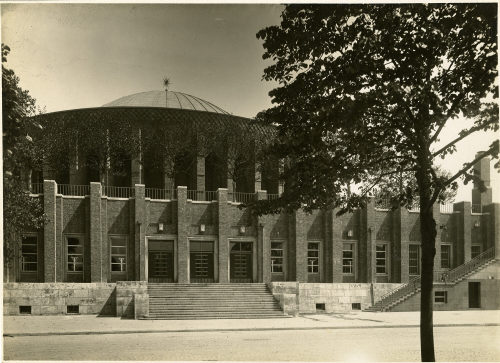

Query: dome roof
(102, 90), (229, 115)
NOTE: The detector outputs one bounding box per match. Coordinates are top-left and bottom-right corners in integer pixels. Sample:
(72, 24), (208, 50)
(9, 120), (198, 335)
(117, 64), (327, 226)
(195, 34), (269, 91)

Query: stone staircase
(365, 247), (496, 312)
(146, 283), (285, 319)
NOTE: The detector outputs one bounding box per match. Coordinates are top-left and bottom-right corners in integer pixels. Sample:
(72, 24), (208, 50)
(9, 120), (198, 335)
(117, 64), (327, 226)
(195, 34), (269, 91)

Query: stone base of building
(270, 282), (403, 314)
(4, 277), (499, 318)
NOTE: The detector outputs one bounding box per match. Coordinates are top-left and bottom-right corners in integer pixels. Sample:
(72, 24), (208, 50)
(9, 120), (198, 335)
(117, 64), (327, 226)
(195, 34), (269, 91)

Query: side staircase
(146, 283), (285, 319)
(365, 247), (496, 312)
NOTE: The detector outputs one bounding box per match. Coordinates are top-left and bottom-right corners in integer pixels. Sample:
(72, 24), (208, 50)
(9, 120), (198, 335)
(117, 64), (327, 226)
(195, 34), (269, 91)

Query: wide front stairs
(365, 247), (496, 312)
(146, 283), (285, 319)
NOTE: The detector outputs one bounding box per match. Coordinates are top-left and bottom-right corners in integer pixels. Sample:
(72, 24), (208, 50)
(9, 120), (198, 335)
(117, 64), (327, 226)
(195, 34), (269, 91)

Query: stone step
(148, 295), (274, 299)
(146, 314), (287, 320)
(148, 309), (283, 315)
(149, 309), (282, 314)
(149, 300), (278, 305)
(145, 282), (282, 320)
(148, 292), (273, 300)
(148, 288), (269, 293)
(148, 286), (270, 289)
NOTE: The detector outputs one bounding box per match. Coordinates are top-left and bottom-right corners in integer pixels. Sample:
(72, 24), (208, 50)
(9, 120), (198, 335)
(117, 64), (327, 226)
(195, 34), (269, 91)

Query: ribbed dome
(102, 90), (229, 115)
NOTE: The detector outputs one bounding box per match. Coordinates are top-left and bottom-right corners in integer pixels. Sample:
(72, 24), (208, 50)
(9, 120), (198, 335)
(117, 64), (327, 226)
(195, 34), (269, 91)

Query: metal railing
(372, 246), (495, 311)
(471, 204), (483, 214)
(267, 193), (280, 201)
(228, 192), (256, 204)
(57, 184), (90, 196)
(438, 247), (495, 284)
(373, 276), (421, 311)
(30, 183), (44, 194)
(145, 188), (177, 200)
(439, 203), (454, 214)
(187, 190), (217, 202)
(103, 186), (134, 198)
(374, 198), (392, 210)
(407, 203), (420, 212)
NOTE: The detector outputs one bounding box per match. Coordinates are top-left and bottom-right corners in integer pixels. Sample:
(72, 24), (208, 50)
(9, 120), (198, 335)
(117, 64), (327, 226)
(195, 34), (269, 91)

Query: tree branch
(360, 167), (415, 197)
(431, 123), (492, 159)
(436, 144), (498, 203)
(430, 68), (492, 144)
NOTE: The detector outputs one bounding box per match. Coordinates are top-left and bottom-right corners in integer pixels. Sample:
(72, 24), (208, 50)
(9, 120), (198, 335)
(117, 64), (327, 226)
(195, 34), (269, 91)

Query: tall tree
(2, 44), (46, 281)
(372, 166), (458, 209)
(255, 4), (498, 361)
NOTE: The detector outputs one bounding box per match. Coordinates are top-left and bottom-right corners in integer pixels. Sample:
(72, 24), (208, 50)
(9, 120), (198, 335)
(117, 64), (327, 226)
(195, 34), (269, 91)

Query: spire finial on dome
(163, 77), (171, 108)
(163, 77), (171, 91)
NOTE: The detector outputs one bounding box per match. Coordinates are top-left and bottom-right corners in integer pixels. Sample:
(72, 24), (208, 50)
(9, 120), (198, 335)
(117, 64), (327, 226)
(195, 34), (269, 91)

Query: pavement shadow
(301, 313), (384, 323)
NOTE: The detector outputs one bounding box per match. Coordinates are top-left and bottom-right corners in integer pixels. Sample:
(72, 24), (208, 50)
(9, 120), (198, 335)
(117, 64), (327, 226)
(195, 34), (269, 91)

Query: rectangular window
(67, 236), (84, 272)
(376, 244), (387, 274)
(21, 235), (38, 272)
(271, 242), (284, 273)
(441, 244), (452, 269)
(110, 236), (127, 273)
(471, 245), (481, 259)
(307, 242), (319, 274)
(409, 244), (420, 276)
(342, 243), (354, 274)
(67, 305), (80, 314)
(19, 306), (32, 315)
(435, 291), (447, 303)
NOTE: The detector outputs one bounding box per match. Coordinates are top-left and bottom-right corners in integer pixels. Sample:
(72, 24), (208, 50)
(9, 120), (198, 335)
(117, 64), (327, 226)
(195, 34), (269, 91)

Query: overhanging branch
(431, 123), (492, 159)
(432, 144), (498, 205)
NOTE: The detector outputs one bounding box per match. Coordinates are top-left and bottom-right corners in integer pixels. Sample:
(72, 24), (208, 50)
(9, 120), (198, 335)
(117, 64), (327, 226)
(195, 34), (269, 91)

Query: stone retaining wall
(3, 283), (116, 315)
(270, 282), (403, 314)
(115, 281), (148, 318)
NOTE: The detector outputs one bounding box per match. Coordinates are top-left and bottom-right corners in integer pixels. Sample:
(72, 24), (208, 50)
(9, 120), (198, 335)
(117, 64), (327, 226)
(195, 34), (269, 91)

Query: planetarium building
(4, 90), (499, 319)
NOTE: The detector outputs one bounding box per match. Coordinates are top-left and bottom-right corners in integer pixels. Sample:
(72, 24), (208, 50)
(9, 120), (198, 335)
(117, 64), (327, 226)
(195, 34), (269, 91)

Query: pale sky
(1, 3), (498, 203)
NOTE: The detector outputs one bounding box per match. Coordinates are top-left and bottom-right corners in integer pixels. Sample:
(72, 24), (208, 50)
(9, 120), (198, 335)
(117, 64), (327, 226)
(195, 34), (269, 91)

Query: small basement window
(19, 306), (31, 315)
(315, 303), (326, 311)
(352, 303), (362, 310)
(67, 305), (80, 314)
(434, 291), (448, 303)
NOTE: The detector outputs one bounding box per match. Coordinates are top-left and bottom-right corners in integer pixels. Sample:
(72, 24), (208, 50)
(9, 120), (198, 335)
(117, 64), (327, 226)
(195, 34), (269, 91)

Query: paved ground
(3, 310), (500, 336)
(3, 311), (500, 361)
(4, 325), (500, 361)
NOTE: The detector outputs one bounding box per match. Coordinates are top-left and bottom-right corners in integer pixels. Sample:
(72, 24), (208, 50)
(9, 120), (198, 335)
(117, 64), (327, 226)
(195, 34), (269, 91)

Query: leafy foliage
(372, 167), (458, 207)
(40, 113), (141, 183)
(254, 4), (497, 361)
(254, 4), (498, 214)
(2, 44), (46, 269)
(141, 116), (272, 190)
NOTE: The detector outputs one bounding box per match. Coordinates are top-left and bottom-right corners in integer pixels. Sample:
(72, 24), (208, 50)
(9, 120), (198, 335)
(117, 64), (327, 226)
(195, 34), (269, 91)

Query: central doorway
(190, 241), (215, 283)
(230, 242), (253, 283)
(148, 240), (174, 282)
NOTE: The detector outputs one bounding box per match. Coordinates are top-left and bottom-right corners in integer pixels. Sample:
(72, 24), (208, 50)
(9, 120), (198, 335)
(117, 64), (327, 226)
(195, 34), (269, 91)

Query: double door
(190, 241), (215, 283)
(230, 242), (253, 283)
(148, 240), (174, 282)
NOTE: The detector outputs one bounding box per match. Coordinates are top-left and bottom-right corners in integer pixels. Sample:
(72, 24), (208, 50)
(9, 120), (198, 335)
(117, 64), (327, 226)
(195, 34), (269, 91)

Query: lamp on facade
(474, 221), (480, 228)
(347, 230), (353, 237)
(239, 226), (246, 235)
(200, 224), (205, 233)
(158, 223), (164, 232)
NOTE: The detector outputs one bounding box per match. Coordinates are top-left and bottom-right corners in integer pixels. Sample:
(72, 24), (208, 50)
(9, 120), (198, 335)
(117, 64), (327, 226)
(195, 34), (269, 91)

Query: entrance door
(148, 240), (174, 282)
(468, 282), (481, 308)
(190, 241), (215, 283)
(230, 242), (253, 283)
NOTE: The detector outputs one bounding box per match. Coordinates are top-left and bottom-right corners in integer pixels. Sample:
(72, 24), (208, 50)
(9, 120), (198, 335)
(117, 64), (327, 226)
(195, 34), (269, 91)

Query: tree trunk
(416, 154), (437, 361)
(420, 203), (437, 361)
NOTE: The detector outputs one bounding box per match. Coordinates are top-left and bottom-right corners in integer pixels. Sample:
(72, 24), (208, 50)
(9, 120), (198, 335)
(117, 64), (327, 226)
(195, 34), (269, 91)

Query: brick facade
(9, 179), (498, 287)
